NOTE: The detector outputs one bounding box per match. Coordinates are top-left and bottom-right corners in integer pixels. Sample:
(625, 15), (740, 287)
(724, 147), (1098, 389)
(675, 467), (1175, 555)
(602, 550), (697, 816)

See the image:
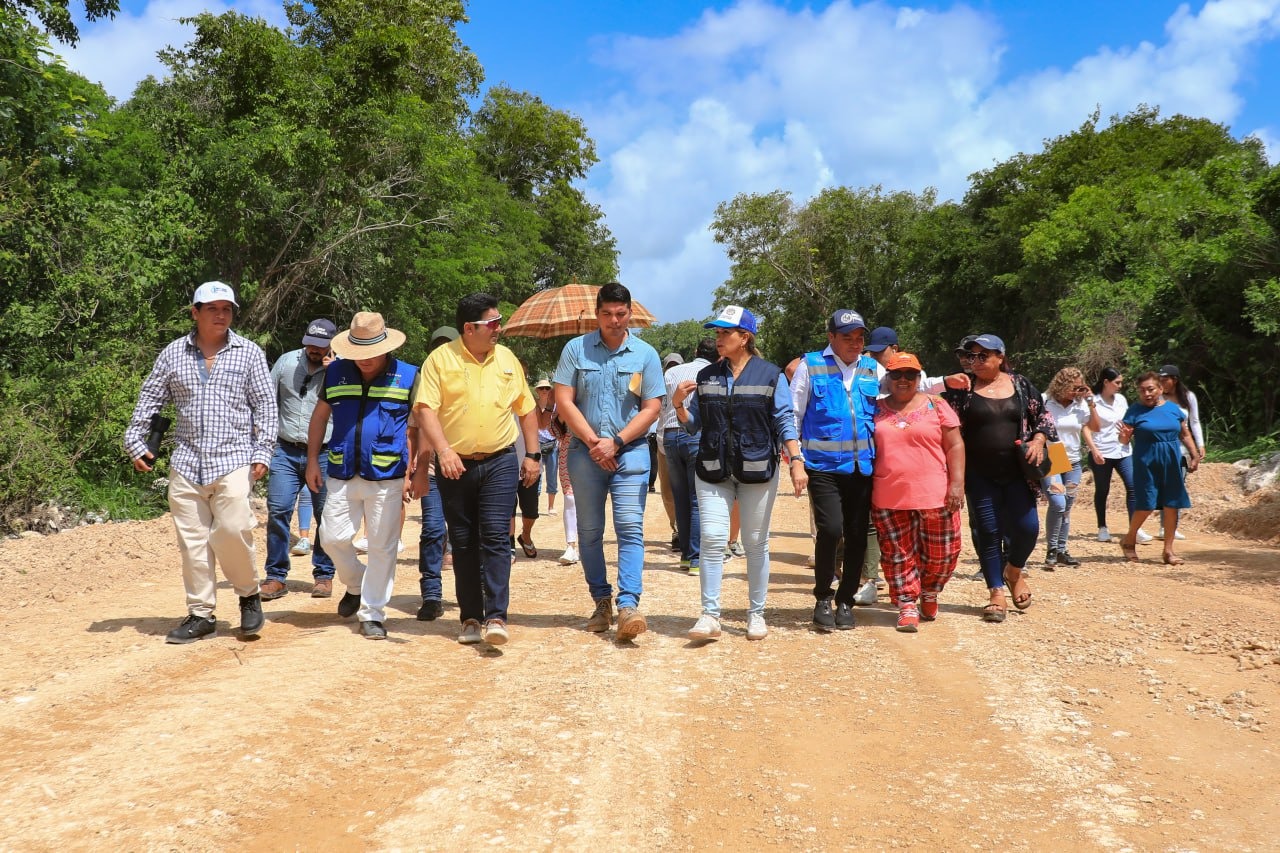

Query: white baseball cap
(192, 281), (239, 307)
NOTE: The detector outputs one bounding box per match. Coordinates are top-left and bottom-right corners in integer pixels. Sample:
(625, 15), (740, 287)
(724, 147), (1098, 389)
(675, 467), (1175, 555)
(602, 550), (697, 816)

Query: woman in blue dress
(1117, 372), (1201, 565)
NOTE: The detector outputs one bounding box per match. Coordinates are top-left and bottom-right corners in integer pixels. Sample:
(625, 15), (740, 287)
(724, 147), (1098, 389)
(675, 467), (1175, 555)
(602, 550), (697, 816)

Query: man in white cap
(124, 281), (276, 644)
(305, 312), (428, 640)
(261, 318), (337, 601)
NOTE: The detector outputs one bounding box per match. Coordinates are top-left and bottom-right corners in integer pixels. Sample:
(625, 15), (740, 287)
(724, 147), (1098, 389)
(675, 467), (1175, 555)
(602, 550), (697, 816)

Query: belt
(663, 428), (685, 435)
(457, 445), (514, 462)
(279, 439), (325, 453)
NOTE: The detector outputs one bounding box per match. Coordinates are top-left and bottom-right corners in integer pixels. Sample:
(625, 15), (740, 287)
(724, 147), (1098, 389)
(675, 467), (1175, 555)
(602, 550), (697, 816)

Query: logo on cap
(841, 312), (855, 324)
(308, 324), (330, 338)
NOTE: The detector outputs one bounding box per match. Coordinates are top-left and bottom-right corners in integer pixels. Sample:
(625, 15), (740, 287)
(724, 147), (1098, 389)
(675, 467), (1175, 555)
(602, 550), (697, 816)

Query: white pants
(321, 476), (402, 622)
(168, 467), (259, 618)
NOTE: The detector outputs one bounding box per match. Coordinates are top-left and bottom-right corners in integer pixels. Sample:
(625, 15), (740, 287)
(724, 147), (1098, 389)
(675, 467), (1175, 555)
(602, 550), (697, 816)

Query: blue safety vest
(695, 356), (782, 484)
(799, 351), (877, 475)
(324, 357), (418, 481)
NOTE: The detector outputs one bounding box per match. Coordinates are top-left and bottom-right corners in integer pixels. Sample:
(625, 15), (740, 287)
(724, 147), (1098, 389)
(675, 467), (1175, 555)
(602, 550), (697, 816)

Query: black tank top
(964, 393), (1022, 482)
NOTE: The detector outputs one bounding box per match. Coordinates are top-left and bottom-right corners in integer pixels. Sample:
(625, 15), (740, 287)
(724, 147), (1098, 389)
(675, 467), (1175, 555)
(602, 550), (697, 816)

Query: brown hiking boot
(310, 579), (333, 598)
(259, 579), (288, 600)
(616, 606), (647, 641)
(585, 598), (614, 633)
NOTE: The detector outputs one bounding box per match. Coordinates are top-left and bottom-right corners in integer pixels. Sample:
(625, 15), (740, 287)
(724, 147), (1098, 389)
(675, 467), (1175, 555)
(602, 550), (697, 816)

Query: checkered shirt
(125, 330), (277, 485)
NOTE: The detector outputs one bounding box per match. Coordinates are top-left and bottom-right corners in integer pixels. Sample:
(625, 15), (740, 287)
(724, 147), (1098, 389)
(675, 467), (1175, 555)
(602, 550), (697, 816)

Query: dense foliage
(0, 2), (615, 525)
(712, 108), (1279, 446)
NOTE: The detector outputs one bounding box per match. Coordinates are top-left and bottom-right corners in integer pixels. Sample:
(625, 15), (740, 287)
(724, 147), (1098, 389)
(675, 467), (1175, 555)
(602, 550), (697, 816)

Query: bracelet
(790, 456), (805, 465)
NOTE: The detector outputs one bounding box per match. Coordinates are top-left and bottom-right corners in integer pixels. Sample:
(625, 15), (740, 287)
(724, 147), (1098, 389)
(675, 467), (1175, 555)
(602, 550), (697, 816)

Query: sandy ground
(0, 464), (1277, 852)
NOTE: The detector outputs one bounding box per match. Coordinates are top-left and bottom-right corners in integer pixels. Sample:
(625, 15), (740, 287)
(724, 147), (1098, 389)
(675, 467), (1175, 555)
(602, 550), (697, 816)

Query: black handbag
(1016, 440), (1052, 481)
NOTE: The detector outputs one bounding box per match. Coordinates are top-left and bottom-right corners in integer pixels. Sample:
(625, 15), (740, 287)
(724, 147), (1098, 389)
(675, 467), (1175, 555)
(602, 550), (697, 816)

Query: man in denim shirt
(553, 282), (665, 641)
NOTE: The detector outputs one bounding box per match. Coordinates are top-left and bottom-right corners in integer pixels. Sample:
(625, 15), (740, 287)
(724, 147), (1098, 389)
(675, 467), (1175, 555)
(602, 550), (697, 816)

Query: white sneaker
(353, 537), (369, 553)
(397, 540), (405, 553)
(687, 614), (722, 641)
(457, 619), (482, 645)
(1173, 529), (1186, 540)
(558, 544), (578, 565)
(853, 579), (878, 607)
(1135, 529), (1153, 544)
(746, 613), (768, 640)
(290, 537), (311, 556)
(1096, 526), (1111, 543)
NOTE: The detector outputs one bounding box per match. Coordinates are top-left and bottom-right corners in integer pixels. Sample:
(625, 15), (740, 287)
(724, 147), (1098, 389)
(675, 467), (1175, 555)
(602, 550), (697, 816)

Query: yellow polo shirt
(415, 340), (534, 454)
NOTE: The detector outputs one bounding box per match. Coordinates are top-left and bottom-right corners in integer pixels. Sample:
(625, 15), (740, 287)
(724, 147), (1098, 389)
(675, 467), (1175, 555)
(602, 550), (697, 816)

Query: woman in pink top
(871, 352), (966, 632)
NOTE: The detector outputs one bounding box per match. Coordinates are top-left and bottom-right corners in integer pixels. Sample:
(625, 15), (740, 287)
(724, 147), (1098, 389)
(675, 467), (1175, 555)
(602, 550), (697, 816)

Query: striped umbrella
(503, 282), (658, 338)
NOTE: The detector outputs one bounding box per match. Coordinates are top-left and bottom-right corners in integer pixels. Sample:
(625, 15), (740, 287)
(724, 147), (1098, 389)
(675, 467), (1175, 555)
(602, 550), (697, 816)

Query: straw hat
(331, 312), (406, 360)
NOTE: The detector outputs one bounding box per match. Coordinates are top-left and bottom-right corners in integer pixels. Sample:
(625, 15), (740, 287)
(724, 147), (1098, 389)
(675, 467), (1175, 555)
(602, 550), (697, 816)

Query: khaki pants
(655, 446), (676, 533)
(169, 467), (260, 618)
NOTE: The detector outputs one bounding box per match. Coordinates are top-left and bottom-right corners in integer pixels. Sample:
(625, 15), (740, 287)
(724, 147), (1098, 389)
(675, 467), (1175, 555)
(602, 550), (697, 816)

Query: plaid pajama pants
(871, 506), (961, 606)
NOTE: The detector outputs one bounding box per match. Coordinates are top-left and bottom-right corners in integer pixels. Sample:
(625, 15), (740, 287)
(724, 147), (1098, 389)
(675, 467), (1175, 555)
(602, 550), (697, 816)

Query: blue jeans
(696, 474), (778, 617)
(663, 429), (701, 565)
(417, 474), (445, 601)
(965, 471), (1039, 587)
(436, 450), (519, 624)
(567, 439), (649, 609)
(542, 442), (559, 495)
(1090, 454), (1136, 528)
(265, 443), (333, 580)
(1042, 461), (1082, 552)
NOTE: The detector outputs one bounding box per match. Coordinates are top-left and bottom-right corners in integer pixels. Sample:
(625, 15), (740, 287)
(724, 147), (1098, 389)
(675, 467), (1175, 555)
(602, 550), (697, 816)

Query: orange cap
(884, 352), (923, 373)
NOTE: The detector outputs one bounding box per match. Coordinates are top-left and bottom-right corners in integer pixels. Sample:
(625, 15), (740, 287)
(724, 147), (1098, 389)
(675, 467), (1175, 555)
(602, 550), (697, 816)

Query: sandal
(517, 534), (537, 559)
(1162, 553), (1185, 566)
(1120, 537), (1139, 562)
(982, 603), (1007, 623)
(1002, 568), (1033, 610)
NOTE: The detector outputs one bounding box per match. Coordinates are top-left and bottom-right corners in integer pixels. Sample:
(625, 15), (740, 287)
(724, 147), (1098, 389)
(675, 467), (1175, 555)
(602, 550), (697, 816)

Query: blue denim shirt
(552, 330), (665, 443)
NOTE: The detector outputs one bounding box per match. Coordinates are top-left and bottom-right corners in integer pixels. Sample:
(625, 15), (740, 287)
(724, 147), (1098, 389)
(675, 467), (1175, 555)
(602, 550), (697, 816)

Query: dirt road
(1, 466), (1277, 851)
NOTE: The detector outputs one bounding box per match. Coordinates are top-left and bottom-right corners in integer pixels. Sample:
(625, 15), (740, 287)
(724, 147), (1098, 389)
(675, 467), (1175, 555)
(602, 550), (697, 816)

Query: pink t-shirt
(872, 396), (960, 510)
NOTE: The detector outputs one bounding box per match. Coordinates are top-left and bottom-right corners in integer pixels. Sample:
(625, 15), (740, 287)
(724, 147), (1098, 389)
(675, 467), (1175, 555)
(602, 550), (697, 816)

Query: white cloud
(57, 0), (287, 102)
(581, 0), (1280, 321)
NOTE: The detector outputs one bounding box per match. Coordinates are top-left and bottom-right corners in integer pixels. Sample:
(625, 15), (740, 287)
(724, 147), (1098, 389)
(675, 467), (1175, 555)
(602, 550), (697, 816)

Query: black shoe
(166, 614), (216, 644)
(417, 599), (444, 621)
(1043, 548), (1058, 570)
(834, 602), (856, 630)
(337, 591), (361, 618)
(361, 620), (387, 640)
(813, 597), (835, 629)
(238, 593), (265, 636)
(670, 534), (680, 551)
(1056, 550), (1080, 567)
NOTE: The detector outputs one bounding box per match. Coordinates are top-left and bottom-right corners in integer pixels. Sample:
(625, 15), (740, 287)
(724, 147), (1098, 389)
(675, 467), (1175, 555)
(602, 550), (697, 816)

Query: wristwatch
(525, 451), (541, 461)
(612, 435), (625, 449)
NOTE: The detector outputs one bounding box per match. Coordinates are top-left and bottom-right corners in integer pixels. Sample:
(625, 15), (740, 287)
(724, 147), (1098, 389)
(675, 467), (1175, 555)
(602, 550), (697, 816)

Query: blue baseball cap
(704, 305), (758, 334)
(302, 318), (337, 347)
(971, 333), (1005, 353)
(827, 309), (867, 334)
(865, 326), (898, 352)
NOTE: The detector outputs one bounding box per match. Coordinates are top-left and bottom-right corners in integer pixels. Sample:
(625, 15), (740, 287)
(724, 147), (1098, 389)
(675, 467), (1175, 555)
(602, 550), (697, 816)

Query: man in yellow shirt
(414, 293), (540, 646)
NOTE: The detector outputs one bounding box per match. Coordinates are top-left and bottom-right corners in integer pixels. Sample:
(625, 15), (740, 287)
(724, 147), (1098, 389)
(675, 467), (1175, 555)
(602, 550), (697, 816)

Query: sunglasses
(300, 372), (316, 395)
(959, 351), (996, 364)
(471, 316), (502, 330)
(887, 370), (920, 381)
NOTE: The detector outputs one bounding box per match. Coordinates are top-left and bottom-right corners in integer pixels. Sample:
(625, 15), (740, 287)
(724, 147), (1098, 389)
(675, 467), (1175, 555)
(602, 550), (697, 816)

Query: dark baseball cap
(865, 326), (898, 352)
(302, 318), (337, 347)
(1158, 364), (1181, 379)
(827, 309), (867, 334)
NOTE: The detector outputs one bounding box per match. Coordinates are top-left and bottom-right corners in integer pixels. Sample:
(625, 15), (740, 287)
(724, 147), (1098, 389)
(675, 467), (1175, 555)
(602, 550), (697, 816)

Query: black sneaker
(361, 620), (387, 640)
(834, 601), (856, 630)
(1056, 550), (1080, 567)
(1043, 549), (1058, 570)
(417, 599), (444, 621)
(238, 593), (265, 636)
(337, 591), (361, 618)
(166, 614), (216, 644)
(813, 597), (836, 629)
(670, 534), (680, 551)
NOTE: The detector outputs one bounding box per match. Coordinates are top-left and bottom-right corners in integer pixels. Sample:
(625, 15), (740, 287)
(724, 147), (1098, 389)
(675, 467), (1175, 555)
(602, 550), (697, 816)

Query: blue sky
(60, 1), (1280, 322)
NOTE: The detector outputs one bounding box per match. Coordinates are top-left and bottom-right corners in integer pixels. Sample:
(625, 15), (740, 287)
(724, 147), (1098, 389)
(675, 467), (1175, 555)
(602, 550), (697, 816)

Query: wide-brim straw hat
(331, 312), (406, 360)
